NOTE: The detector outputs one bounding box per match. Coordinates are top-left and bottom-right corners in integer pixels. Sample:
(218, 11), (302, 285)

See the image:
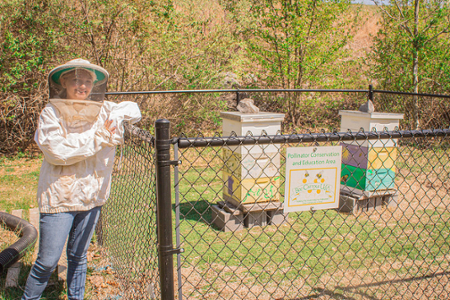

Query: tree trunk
(412, 0), (420, 129)
(412, 52), (419, 129)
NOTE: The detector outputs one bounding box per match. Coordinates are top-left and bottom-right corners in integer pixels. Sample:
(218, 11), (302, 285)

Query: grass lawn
(173, 144), (450, 299)
(2, 139), (450, 299)
(0, 155), (41, 214)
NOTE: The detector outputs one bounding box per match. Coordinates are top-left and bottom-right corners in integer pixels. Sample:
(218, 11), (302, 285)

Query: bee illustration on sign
(292, 169), (334, 202)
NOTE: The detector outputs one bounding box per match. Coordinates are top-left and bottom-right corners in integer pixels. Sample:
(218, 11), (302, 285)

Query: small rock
(219, 92), (250, 111)
(237, 98), (259, 114)
(359, 100), (374, 113)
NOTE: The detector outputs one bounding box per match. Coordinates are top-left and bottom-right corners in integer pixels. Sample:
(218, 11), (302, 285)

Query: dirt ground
(97, 173), (450, 300)
(84, 244), (123, 300)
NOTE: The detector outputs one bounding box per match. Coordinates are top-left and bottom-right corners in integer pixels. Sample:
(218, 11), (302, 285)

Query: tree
(0, 0), (66, 153)
(370, 0), (450, 128)
(223, 0), (356, 126)
(0, 0), (240, 153)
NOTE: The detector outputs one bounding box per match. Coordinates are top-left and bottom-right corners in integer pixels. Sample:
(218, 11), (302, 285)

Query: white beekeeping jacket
(35, 59), (141, 213)
(35, 100), (141, 213)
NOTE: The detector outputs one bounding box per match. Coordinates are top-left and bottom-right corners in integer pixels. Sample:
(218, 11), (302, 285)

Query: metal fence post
(155, 119), (175, 300)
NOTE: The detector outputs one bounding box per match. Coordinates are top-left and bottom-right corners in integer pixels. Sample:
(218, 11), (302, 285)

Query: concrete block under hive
(266, 209), (289, 225)
(211, 205), (244, 232)
(338, 190), (399, 213)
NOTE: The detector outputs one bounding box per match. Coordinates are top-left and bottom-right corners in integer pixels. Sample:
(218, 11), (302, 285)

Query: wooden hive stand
(339, 187), (398, 213)
(212, 201), (288, 230)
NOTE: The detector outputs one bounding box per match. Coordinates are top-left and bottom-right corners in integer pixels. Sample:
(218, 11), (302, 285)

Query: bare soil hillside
(348, 5), (381, 58)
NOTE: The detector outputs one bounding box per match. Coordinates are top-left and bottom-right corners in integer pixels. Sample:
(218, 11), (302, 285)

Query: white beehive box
(221, 112), (285, 205)
(339, 110), (404, 147)
(221, 112), (285, 155)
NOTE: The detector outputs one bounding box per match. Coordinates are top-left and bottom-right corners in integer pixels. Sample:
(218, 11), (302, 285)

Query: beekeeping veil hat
(48, 58), (109, 101)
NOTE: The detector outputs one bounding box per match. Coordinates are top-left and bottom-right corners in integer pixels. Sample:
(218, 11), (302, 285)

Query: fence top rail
(105, 88), (450, 99)
(175, 128), (450, 149)
(124, 122), (154, 144)
(373, 89), (450, 99)
(106, 88), (365, 95)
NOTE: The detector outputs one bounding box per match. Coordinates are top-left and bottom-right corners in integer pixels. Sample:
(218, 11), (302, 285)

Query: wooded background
(1, 0), (449, 154)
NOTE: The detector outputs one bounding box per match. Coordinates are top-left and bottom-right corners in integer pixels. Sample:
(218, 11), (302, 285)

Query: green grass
(0, 155), (41, 213)
(2, 141), (450, 299)
(171, 146), (450, 298)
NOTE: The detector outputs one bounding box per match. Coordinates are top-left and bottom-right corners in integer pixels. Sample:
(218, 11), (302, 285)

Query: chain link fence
(174, 129), (450, 300)
(98, 89), (450, 299)
(100, 123), (160, 299)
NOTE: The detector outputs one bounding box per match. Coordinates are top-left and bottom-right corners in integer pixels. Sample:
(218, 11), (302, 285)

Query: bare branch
(375, 0), (413, 36)
(424, 27), (450, 45)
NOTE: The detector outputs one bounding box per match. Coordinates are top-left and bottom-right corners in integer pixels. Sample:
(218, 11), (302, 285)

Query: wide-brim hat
(49, 58), (109, 87)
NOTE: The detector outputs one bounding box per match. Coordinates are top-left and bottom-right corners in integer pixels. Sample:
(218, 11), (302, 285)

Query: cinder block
(266, 209), (288, 225)
(244, 211), (268, 228)
(5, 262), (21, 287)
(375, 196), (383, 207)
(338, 195), (357, 213)
(357, 199), (369, 212)
(29, 208), (40, 262)
(211, 205), (244, 232)
(368, 198), (377, 211)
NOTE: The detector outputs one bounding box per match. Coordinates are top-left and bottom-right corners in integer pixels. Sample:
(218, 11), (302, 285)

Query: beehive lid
(339, 110), (404, 120)
(220, 112), (285, 123)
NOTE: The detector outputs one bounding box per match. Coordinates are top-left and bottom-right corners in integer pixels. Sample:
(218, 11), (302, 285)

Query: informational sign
(284, 146), (342, 213)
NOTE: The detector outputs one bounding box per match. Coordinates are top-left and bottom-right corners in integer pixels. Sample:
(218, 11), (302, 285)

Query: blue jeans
(22, 207), (101, 300)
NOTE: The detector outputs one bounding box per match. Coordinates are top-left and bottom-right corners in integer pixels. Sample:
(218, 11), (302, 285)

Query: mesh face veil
(48, 59), (109, 101)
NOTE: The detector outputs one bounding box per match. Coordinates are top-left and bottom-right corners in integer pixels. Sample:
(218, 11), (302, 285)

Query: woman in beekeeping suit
(22, 59), (141, 300)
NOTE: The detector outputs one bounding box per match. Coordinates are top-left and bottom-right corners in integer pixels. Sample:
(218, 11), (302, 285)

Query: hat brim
(51, 67), (107, 86)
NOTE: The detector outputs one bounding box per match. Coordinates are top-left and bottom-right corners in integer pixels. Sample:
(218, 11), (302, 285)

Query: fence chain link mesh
(99, 90), (450, 299)
(174, 129), (450, 300)
(101, 123), (160, 299)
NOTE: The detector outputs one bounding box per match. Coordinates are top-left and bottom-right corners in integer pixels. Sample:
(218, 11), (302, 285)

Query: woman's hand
(104, 120), (117, 135)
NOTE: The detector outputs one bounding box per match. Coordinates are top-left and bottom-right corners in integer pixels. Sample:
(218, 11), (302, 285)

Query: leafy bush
(0, 0), (238, 153)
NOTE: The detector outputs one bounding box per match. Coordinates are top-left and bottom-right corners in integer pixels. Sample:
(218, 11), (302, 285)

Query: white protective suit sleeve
(35, 101), (141, 166)
(108, 101), (142, 145)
